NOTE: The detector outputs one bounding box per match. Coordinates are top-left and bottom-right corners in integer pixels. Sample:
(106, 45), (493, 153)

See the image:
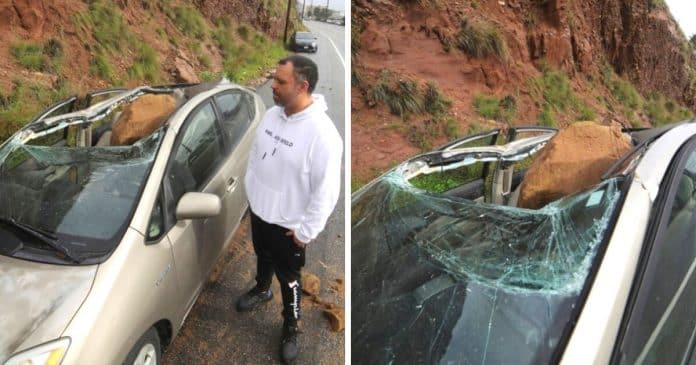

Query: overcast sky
(298, 0), (345, 13)
(666, 0), (696, 38)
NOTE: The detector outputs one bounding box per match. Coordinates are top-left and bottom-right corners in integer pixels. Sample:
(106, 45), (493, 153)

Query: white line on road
(313, 29), (345, 69)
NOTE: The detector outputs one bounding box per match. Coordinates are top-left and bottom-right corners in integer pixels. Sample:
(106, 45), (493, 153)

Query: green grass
(456, 18), (508, 59)
(367, 75), (424, 118)
(11, 42), (46, 71)
(237, 25), (250, 40)
(602, 64), (643, 110)
(423, 82), (452, 116)
(128, 43), (159, 83)
(89, 54), (114, 81)
(529, 66), (600, 126)
(530, 67), (576, 112)
(0, 80), (72, 142)
(409, 163), (485, 193)
(473, 94), (516, 121)
(644, 94), (694, 126)
(537, 108), (557, 127)
(167, 6), (208, 38)
(224, 41), (287, 84)
(73, 0), (132, 53)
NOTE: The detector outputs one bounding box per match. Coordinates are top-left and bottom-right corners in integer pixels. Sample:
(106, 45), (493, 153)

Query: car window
(146, 194), (164, 241)
(616, 146), (696, 364)
(165, 102), (225, 212)
(213, 91), (253, 151)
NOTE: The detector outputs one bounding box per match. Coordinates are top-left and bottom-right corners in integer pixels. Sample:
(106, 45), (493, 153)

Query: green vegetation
(366, 70), (459, 150)
(11, 42), (46, 71)
(537, 108), (556, 127)
(601, 62), (694, 126)
(128, 43), (159, 83)
(0, 79), (72, 142)
(456, 18), (508, 59)
(74, 0), (132, 53)
(649, 0), (665, 10)
(644, 94), (694, 126)
(166, 6), (207, 38)
(472, 94), (516, 122)
(237, 25), (250, 40)
(10, 39), (64, 72)
(89, 54), (114, 81)
(424, 82), (452, 116)
(529, 66), (595, 127)
(409, 163), (485, 193)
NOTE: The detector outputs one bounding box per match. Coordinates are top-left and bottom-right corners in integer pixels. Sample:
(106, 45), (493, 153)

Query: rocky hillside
(352, 0), (696, 187)
(0, 0), (302, 141)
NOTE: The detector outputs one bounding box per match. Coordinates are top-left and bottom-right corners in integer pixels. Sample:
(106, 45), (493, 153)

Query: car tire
(124, 327), (161, 365)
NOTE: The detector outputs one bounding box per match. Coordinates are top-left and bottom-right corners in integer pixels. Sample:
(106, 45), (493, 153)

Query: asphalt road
(162, 20), (346, 365)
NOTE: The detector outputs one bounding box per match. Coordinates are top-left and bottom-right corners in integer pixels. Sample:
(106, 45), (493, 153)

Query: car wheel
(124, 327), (161, 365)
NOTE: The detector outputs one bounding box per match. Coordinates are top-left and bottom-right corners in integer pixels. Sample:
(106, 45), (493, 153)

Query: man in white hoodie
(236, 55), (342, 364)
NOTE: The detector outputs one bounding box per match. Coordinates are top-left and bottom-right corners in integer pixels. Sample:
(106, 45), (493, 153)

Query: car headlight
(4, 338), (71, 365)
(312, 42), (317, 47)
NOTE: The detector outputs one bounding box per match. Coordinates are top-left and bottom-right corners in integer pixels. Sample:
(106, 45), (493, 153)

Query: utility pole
(325, 0), (329, 21)
(301, 0), (306, 19)
(283, 0), (292, 45)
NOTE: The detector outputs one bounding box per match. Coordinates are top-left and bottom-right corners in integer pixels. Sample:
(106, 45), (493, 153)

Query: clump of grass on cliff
(0, 79), (72, 142)
(528, 66), (595, 126)
(211, 17), (288, 84)
(11, 39), (64, 73)
(601, 63), (694, 126)
(644, 94), (694, 126)
(165, 6), (207, 39)
(367, 70), (424, 117)
(473, 94), (517, 122)
(456, 18), (508, 59)
(366, 70), (459, 149)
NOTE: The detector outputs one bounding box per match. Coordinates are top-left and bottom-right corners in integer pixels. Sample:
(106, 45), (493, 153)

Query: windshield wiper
(0, 218), (81, 263)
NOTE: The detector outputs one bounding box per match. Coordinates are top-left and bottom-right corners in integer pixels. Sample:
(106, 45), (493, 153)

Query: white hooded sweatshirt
(245, 94), (343, 243)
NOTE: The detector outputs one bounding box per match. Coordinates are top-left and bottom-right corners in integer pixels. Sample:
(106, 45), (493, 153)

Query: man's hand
(286, 230), (306, 248)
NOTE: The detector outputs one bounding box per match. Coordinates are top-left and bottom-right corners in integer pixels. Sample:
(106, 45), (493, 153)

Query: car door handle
(226, 176), (238, 192)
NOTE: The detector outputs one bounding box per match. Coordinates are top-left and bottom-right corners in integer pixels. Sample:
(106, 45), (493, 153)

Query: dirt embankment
(0, 0), (302, 141)
(351, 0), (696, 185)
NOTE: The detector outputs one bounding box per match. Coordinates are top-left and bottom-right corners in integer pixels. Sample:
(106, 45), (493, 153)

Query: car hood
(0, 255), (96, 362)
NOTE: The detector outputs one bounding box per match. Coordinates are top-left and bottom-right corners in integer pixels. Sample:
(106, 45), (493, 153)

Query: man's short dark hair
(278, 55), (319, 94)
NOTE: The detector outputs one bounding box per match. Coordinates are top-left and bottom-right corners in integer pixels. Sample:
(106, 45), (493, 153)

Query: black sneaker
(235, 287), (273, 312)
(280, 322), (300, 364)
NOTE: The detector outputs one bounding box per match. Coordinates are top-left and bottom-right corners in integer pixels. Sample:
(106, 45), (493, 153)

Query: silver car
(352, 122), (696, 364)
(0, 80), (265, 365)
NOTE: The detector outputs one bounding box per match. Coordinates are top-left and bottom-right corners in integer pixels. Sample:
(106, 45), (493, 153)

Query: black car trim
(609, 134), (696, 364)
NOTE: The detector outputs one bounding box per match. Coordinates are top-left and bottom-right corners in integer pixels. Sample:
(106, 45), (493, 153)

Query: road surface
(162, 20), (346, 365)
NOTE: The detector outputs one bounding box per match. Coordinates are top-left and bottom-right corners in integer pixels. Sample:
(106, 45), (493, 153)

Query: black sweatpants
(250, 210), (306, 324)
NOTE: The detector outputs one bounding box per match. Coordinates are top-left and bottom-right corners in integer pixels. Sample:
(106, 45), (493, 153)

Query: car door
(612, 136), (696, 364)
(160, 100), (230, 316)
(212, 89), (256, 241)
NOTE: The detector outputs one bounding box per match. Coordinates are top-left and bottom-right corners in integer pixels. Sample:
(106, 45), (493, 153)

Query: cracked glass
(0, 128), (163, 263)
(352, 167), (624, 364)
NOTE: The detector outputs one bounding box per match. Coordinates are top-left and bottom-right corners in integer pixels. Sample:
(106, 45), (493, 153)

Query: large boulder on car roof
(110, 94), (177, 146)
(517, 121), (632, 209)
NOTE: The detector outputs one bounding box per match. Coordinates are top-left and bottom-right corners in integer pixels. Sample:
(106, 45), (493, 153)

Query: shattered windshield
(352, 170), (624, 364)
(0, 129), (163, 264)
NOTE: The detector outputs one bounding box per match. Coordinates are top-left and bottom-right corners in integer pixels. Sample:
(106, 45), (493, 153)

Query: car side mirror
(175, 192), (221, 220)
